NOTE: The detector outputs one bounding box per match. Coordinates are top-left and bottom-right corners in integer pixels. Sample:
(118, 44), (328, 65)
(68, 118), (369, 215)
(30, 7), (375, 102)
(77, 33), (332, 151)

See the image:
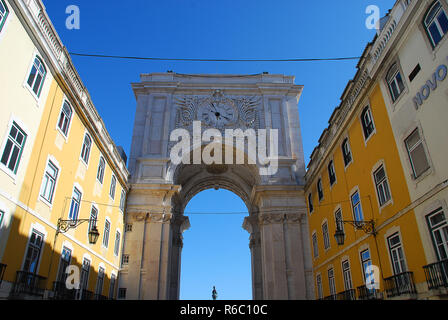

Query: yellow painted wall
(1, 77), (127, 297)
(306, 83), (427, 298)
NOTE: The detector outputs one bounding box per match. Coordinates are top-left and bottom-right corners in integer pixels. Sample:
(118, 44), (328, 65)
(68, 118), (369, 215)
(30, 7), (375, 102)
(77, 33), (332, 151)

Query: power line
(69, 52), (361, 63)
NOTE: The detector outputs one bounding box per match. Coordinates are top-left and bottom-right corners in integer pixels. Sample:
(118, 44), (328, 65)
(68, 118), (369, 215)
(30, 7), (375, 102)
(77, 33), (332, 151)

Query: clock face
(201, 102), (235, 128)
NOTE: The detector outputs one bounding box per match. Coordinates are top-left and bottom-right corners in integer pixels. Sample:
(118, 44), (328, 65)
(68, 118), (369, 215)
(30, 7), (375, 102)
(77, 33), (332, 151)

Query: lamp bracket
(341, 220), (376, 235)
(57, 218), (95, 234)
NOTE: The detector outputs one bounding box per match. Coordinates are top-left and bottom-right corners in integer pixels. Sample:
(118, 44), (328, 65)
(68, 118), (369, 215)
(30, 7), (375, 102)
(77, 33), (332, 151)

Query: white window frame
(424, 1), (448, 48)
(361, 105), (376, 141)
(316, 273), (323, 300)
(405, 128), (430, 179)
(109, 175), (116, 200)
(114, 229), (121, 256)
(119, 189), (126, 213)
(351, 190), (364, 224)
(322, 220), (330, 250)
(387, 232), (407, 275)
(341, 138), (353, 168)
(68, 186), (82, 221)
(317, 178), (324, 202)
(102, 218), (111, 248)
(426, 208), (448, 261)
(80, 132), (92, 165)
(328, 160), (336, 186)
(96, 156), (106, 184)
(39, 158), (59, 206)
(25, 55), (47, 100)
(312, 231), (319, 258)
(328, 267), (336, 297)
(308, 193), (314, 214)
(0, 120), (28, 177)
(386, 63), (405, 103)
(342, 259), (353, 290)
(0, 0), (9, 34)
(56, 100), (73, 139)
(373, 164), (392, 207)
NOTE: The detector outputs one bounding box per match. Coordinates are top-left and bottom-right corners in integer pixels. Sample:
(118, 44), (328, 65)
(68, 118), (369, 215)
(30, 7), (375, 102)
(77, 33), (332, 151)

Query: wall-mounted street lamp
(56, 218), (100, 245)
(334, 219), (376, 246)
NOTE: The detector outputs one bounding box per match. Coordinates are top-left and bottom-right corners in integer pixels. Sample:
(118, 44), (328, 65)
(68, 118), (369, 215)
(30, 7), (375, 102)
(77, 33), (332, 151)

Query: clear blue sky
(42, 0), (396, 299)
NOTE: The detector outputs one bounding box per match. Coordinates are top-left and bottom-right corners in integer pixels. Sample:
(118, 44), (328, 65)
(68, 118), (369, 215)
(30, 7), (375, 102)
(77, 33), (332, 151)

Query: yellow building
(306, 0), (448, 300)
(0, 0), (129, 299)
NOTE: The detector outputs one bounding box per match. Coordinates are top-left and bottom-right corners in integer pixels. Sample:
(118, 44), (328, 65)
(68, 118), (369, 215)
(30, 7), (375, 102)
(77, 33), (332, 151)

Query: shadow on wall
(0, 212), (116, 300)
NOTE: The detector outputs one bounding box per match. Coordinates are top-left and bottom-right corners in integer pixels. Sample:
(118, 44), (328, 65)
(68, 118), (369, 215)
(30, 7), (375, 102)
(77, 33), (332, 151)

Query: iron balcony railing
(323, 294), (337, 300)
(10, 270), (47, 298)
(52, 281), (77, 300)
(423, 259), (448, 290)
(0, 263), (6, 286)
(77, 289), (94, 300)
(93, 293), (108, 300)
(357, 285), (382, 300)
(337, 289), (356, 300)
(384, 272), (417, 298)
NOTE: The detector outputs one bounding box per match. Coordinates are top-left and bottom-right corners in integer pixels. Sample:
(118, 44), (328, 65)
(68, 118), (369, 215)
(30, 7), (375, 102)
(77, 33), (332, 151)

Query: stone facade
(119, 73), (314, 300)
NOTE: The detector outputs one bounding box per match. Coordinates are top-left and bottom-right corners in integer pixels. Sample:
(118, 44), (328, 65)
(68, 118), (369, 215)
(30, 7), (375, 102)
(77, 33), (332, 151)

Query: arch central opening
(179, 188), (251, 300)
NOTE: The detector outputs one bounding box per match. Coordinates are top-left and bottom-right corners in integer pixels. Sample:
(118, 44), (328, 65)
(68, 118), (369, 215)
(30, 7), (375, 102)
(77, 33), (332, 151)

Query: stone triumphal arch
(119, 73), (314, 300)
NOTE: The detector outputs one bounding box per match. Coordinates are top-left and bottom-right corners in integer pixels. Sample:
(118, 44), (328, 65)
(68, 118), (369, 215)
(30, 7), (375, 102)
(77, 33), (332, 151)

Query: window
(351, 191), (364, 223)
(424, 1), (448, 48)
(328, 161), (336, 186)
(97, 156), (105, 183)
(0, 209), (4, 228)
(109, 274), (117, 299)
(103, 220), (110, 248)
(335, 209), (344, 233)
(317, 179), (324, 201)
(119, 190), (126, 212)
(26, 56), (46, 97)
(374, 165), (391, 206)
(95, 267), (105, 296)
(387, 233), (406, 275)
(109, 175), (116, 199)
(322, 222), (330, 250)
(312, 232), (319, 258)
(341, 138), (352, 166)
(361, 106), (375, 139)
(77, 258), (90, 300)
(57, 101), (72, 137)
(405, 129), (430, 179)
(69, 187), (82, 220)
(1, 121), (27, 174)
(386, 63), (405, 102)
(361, 249), (374, 286)
(118, 288), (127, 299)
(114, 231), (121, 256)
(23, 229), (44, 273)
(0, 0), (9, 33)
(426, 209), (448, 260)
(56, 247), (72, 283)
(125, 223), (133, 232)
(80, 133), (92, 164)
(328, 268), (336, 297)
(122, 254), (130, 265)
(316, 274), (323, 299)
(308, 193), (314, 214)
(342, 260), (353, 290)
(88, 206), (98, 233)
(40, 160), (58, 204)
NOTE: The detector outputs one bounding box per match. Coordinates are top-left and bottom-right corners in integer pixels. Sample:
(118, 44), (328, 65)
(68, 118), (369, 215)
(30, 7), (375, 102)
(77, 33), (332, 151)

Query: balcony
(0, 263), (6, 286)
(93, 293), (108, 300)
(322, 294), (337, 300)
(10, 271), (47, 299)
(77, 289), (94, 300)
(357, 285), (383, 300)
(52, 281), (77, 300)
(423, 259), (448, 290)
(337, 289), (357, 300)
(384, 272), (417, 298)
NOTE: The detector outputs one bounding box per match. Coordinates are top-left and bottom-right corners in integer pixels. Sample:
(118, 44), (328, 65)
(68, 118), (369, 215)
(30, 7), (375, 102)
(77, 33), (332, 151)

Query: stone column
(168, 215), (190, 300)
(243, 215), (263, 300)
(258, 211), (308, 299)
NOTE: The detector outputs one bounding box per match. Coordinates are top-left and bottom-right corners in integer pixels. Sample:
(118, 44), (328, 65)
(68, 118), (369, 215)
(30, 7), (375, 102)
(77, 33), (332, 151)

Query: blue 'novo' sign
(413, 57), (448, 109)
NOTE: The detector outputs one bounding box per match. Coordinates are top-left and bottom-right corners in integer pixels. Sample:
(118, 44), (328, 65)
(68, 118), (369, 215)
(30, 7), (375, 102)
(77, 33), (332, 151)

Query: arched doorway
(119, 73), (314, 300)
(180, 188), (251, 300)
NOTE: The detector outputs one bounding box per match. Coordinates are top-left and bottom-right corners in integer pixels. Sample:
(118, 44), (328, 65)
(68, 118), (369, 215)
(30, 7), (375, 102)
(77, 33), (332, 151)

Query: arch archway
(119, 73), (314, 300)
